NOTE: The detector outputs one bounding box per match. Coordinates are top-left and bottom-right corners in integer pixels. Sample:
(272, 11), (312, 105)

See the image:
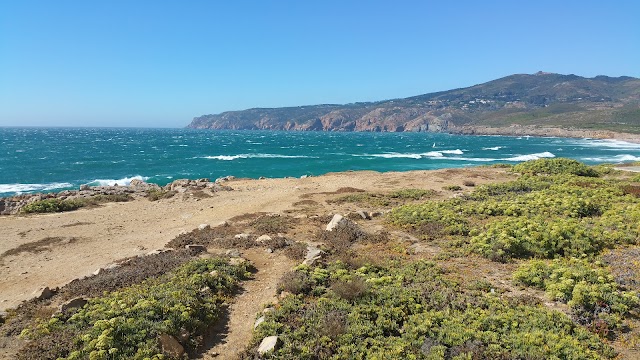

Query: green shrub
(470, 216), (606, 261)
(20, 258), (252, 360)
(512, 158), (599, 177)
(21, 199), (83, 213)
(514, 257), (639, 333)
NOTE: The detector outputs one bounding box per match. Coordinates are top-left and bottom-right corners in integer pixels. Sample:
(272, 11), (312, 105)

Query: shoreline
(447, 125), (640, 143)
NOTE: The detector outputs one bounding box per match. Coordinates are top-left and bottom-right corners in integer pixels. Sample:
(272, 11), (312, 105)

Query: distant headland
(187, 72), (640, 139)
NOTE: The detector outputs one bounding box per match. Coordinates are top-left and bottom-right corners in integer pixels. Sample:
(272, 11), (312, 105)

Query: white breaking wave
(0, 182), (74, 195)
(201, 154), (316, 161)
(581, 154), (640, 162)
(358, 149), (464, 159)
(572, 139), (640, 150)
(505, 152), (556, 161)
(482, 146), (503, 151)
(87, 175), (149, 186)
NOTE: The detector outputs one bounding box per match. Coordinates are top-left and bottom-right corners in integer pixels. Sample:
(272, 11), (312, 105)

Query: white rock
(234, 233), (250, 240)
(303, 245), (324, 266)
(257, 336), (281, 355)
(198, 224), (209, 230)
(326, 214), (347, 231)
(254, 315), (266, 329)
(256, 234), (272, 242)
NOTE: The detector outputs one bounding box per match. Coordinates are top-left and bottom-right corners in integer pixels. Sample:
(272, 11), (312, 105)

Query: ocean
(1, 127), (640, 197)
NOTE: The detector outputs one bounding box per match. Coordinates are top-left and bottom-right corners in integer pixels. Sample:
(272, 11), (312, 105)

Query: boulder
(79, 184), (90, 191)
(303, 245), (325, 266)
(158, 334), (184, 358)
(32, 286), (54, 300)
(257, 336), (281, 355)
(59, 297), (88, 312)
(326, 214), (352, 231)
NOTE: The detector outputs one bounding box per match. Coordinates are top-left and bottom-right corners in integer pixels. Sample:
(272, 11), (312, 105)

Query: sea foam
(201, 154), (315, 161)
(87, 176), (149, 186)
(0, 182), (74, 195)
(505, 152), (556, 161)
(581, 154), (640, 162)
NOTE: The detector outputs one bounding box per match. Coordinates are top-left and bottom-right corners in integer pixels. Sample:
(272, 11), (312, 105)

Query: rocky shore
(0, 177), (234, 215)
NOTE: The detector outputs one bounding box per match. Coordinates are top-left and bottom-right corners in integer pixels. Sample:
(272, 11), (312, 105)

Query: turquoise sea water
(1, 127), (640, 197)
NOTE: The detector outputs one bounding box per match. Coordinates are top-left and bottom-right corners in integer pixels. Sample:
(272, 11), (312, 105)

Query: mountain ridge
(187, 72), (640, 135)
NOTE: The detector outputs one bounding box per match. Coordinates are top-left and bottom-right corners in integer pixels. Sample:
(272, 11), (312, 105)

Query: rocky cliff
(187, 72), (640, 134)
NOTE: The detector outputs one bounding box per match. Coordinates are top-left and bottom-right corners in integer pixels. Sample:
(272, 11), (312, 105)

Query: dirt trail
(198, 249), (297, 359)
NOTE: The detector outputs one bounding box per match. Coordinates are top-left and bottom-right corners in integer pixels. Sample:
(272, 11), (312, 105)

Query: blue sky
(1, 1), (638, 128)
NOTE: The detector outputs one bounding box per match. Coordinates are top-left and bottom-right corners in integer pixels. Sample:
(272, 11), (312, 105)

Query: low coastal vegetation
(17, 257), (252, 359)
(3, 158), (640, 358)
(244, 260), (615, 359)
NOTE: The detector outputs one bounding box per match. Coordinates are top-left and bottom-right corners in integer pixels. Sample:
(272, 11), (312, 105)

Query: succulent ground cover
(16, 257), (252, 360)
(242, 159), (639, 358)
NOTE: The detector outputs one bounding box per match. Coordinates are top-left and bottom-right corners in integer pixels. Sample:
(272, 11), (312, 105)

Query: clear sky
(1, 0), (638, 128)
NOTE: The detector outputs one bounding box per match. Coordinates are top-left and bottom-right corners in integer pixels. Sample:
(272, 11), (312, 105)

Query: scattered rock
(300, 175), (309, 179)
(209, 270), (219, 277)
(32, 286), (54, 300)
(356, 210), (371, 220)
(198, 224), (209, 230)
(158, 334), (185, 358)
(279, 291), (292, 299)
(263, 307), (275, 314)
(256, 234), (272, 242)
(226, 249), (241, 258)
(0, 310), (7, 324)
(59, 297), (88, 312)
(326, 214), (352, 231)
(185, 244), (207, 252)
(254, 315), (266, 329)
(266, 248), (273, 254)
(257, 336), (281, 355)
(79, 184), (90, 191)
(303, 245), (324, 266)
(259, 176), (266, 180)
(368, 211), (383, 218)
(234, 233), (250, 240)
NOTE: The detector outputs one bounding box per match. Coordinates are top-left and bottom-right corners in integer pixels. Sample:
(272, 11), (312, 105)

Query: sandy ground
(0, 168), (510, 312)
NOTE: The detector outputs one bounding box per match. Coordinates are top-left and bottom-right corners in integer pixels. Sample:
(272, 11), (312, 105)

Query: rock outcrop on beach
(0, 178), (233, 215)
(188, 72), (640, 136)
